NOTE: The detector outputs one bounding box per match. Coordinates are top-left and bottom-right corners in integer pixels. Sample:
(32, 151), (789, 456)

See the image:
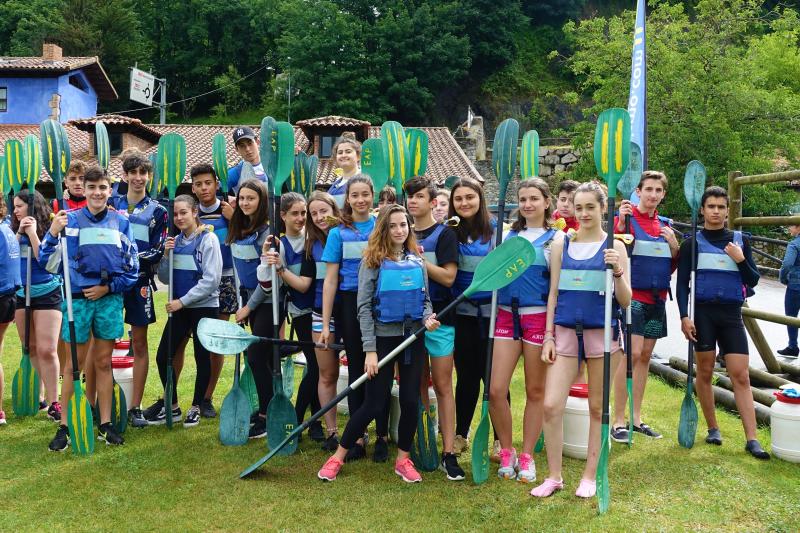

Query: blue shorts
(424, 324), (455, 357)
(62, 293), (124, 343)
(124, 277), (156, 327)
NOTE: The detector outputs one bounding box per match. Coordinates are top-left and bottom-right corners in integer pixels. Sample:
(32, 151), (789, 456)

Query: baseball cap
(232, 126), (256, 145)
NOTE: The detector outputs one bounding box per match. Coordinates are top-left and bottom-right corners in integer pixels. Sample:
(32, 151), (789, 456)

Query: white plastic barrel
(563, 383), (590, 459)
(390, 384), (438, 443)
(770, 389), (800, 463)
(336, 364), (349, 415)
(111, 340), (134, 406)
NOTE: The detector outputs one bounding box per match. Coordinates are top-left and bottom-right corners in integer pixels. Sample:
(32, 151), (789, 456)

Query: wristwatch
(276, 266), (286, 274)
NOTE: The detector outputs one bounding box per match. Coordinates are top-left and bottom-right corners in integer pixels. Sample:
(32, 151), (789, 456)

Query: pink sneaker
(0, 410), (6, 425)
(497, 448), (518, 479)
(318, 456), (344, 481)
(575, 478), (596, 498)
(530, 477), (564, 498)
(395, 457), (422, 483)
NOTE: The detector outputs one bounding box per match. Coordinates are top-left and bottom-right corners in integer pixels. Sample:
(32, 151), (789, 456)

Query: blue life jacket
(338, 218), (375, 291)
(201, 213), (233, 272)
(281, 234), (315, 311)
(0, 223), (21, 295)
(113, 196), (160, 253)
(231, 227), (266, 291)
(71, 209), (132, 282)
(417, 223), (450, 303)
(18, 234), (54, 285)
(374, 255), (425, 323)
(328, 177), (348, 209)
(171, 230), (207, 300)
(497, 229), (555, 308)
(695, 231), (746, 304)
(311, 240), (327, 310)
(554, 237), (617, 330)
(453, 235), (493, 304)
(629, 216), (672, 294)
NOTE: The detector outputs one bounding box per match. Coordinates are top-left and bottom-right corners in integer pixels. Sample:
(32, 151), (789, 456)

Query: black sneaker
(440, 452), (465, 481)
(345, 434), (369, 463)
(39, 400), (48, 411)
(249, 416), (267, 439)
(705, 428), (722, 446)
(98, 422), (124, 445)
(184, 406), (201, 428)
(145, 404), (181, 425)
(373, 437), (389, 463)
(322, 432), (340, 452)
(142, 399), (164, 420)
(745, 439), (770, 460)
(47, 402), (62, 423)
(200, 399), (217, 418)
(128, 407), (148, 428)
(611, 426), (630, 443)
(308, 421), (325, 442)
(49, 425), (70, 452)
(777, 346), (799, 357)
(632, 423), (662, 439)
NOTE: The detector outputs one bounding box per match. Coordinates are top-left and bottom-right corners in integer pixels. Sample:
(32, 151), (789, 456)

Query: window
(0, 88), (7, 112)
(109, 132), (123, 156)
(69, 74), (89, 92)
(320, 134), (337, 158)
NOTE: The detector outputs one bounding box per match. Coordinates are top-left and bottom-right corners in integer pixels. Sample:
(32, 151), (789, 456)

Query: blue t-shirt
(321, 218), (376, 263)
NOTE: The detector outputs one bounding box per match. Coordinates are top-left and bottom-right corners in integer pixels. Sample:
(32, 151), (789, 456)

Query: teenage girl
(433, 189), (450, 223)
(531, 182), (631, 499)
(320, 175), (383, 461)
(317, 205), (440, 483)
(305, 191), (343, 451)
(12, 190), (63, 421)
(150, 195), (222, 427)
(261, 192), (323, 441)
(326, 138), (362, 209)
(0, 201), (21, 425)
(226, 180), (275, 439)
(490, 178), (562, 482)
(449, 178), (495, 454)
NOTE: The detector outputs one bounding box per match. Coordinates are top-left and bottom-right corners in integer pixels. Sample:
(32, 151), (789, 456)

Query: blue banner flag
(627, 0), (647, 170)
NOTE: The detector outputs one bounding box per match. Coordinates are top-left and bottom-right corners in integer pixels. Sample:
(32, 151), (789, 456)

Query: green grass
(0, 292), (797, 532)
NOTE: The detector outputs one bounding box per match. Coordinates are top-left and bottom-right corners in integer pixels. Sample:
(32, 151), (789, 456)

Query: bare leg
(313, 330), (338, 434)
(632, 337), (657, 426)
(694, 350), (718, 431)
(430, 355), (455, 453)
(92, 338), (116, 425)
(541, 355), (580, 481)
(724, 353), (758, 441)
(581, 352), (621, 481)
(488, 338), (521, 450)
(32, 309), (62, 405)
(131, 325), (149, 408)
(612, 334), (643, 427)
(0, 322), (9, 411)
(520, 342), (546, 456)
(59, 342), (90, 411)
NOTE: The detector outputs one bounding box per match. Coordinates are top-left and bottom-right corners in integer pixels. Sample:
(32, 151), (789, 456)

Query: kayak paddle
(212, 133), (228, 193)
(444, 175), (459, 191)
(360, 138), (388, 204)
(240, 235), (537, 478)
(411, 398), (439, 472)
(197, 318), (344, 354)
(520, 129), (540, 178)
(95, 121), (110, 169)
(405, 128), (429, 177)
(303, 155), (318, 198)
(381, 121), (407, 199)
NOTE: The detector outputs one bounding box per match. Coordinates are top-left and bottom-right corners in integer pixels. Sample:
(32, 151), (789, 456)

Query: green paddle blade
(11, 352), (40, 416)
(23, 134), (41, 191)
(220, 386), (251, 446)
(259, 116), (277, 180)
(520, 130), (540, 178)
(463, 236), (535, 298)
(267, 375), (298, 455)
(291, 152), (308, 194)
(534, 431), (544, 453)
(381, 121), (407, 198)
(618, 142), (641, 200)
(361, 138), (388, 201)
(597, 423), (610, 512)
(472, 400), (491, 484)
(678, 382), (698, 448)
(57, 122), (71, 178)
(303, 155), (318, 197)
(148, 153), (161, 198)
(593, 108), (631, 196)
(197, 317), (260, 354)
(273, 121), (295, 195)
(5, 140), (26, 194)
(684, 160), (707, 214)
(444, 175), (458, 191)
(405, 128), (429, 177)
(67, 385), (95, 455)
(282, 355), (295, 398)
(95, 121), (110, 169)
(212, 133), (228, 193)
(111, 378), (128, 434)
(493, 118), (520, 198)
(1, 155), (7, 195)
(240, 360), (259, 413)
(40, 119), (63, 185)
(414, 401), (439, 472)
(156, 133), (187, 199)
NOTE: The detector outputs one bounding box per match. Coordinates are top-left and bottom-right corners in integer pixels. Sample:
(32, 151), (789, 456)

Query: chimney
(42, 43), (63, 62)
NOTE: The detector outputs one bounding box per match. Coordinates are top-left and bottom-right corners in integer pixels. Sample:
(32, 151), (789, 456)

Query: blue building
(0, 43), (117, 124)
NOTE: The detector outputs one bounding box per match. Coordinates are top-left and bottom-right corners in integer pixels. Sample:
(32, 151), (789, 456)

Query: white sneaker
(516, 453), (536, 483)
(497, 448), (518, 479)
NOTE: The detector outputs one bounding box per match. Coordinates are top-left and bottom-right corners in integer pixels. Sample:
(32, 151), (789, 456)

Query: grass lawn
(0, 292), (797, 532)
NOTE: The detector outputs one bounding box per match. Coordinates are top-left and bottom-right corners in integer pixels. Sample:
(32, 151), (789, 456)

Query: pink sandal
(575, 478), (596, 498)
(530, 477), (564, 498)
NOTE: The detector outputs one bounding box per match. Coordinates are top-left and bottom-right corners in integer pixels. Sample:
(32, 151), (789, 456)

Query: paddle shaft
(23, 193), (33, 357)
(232, 261), (244, 389)
(166, 198), (175, 424)
(481, 188), (506, 402)
(601, 200), (615, 429)
(58, 199), (81, 387)
(624, 214), (634, 443)
(687, 211), (698, 394)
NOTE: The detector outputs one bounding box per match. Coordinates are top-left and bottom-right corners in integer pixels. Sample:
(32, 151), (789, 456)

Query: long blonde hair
(363, 204), (419, 269)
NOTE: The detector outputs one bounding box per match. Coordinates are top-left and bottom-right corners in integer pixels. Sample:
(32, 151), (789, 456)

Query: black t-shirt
(415, 223), (458, 326)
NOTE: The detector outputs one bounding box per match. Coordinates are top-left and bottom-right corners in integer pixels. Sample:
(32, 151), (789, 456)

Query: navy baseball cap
(232, 126), (256, 145)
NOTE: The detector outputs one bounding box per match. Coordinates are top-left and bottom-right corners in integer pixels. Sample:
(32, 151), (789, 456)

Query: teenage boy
(52, 161), (88, 212)
(404, 176), (465, 480)
(611, 171), (679, 441)
(552, 180), (580, 232)
(171, 164), (236, 416)
(111, 151), (168, 428)
(227, 126), (266, 194)
(677, 186), (769, 459)
(41, 165), (139, 450)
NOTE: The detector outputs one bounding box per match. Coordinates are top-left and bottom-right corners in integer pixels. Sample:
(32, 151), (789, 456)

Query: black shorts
(15, 287), (63, 311)
(0, 293), (16, 323)
(694, 303), (748, 355)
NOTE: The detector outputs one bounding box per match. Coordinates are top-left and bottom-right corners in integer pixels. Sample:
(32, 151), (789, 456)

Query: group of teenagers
(0, 126), (772, 498)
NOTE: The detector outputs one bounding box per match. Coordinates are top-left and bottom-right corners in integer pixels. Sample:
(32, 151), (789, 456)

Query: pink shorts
(494, 309), (546, 345)
(554, 325), (622, 359)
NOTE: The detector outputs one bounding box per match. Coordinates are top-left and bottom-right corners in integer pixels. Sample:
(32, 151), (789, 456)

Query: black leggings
(340, 335), (424, 452)
(247, 301), (278, 415)
(156, 306), (219, 406)
(453, 313), (490, 438)
(291, 313), (321, 423)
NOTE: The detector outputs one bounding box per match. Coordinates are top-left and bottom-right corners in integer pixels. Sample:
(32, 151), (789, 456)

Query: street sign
(130, 68), (155, 105)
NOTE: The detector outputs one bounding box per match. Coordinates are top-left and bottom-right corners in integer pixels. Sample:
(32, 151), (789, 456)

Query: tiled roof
(0, 124), (92, 181)
(70, 115), (162, 144)
(0, 56), (117, 100)
(295, 115), (371, 128)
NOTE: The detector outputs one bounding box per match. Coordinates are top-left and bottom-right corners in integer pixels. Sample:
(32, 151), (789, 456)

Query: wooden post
(728, 170), (743, 231)
(742, 302), (782, 373)
(668, 357), (776, 407)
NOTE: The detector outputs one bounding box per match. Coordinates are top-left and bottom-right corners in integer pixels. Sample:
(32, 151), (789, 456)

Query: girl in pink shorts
(532, 182), (631, 500)
(490, 178), (564, 483)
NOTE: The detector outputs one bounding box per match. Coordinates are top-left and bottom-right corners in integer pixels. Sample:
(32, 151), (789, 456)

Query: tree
(456, 0), (526, 79)
(0, 0), (63, 56)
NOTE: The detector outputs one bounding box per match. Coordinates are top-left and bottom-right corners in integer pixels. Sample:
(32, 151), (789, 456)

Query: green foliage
(210, 65), (250, 121)
(0, 0), (62, 56)
(560, 0), (800, 219)
(455, 0), (526, 79)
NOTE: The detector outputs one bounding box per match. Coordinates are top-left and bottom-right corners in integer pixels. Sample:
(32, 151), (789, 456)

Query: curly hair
(12, 190), (52, 239)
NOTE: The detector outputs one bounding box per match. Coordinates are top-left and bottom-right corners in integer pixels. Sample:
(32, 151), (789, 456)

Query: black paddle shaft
(624, 214), (633, 381)
(480, 189), (507, 402)
(23, 187), (34, 356)
(58, 197), (81, 384)
(687, 212), (698, 390)
(601, 199), (616, 429)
